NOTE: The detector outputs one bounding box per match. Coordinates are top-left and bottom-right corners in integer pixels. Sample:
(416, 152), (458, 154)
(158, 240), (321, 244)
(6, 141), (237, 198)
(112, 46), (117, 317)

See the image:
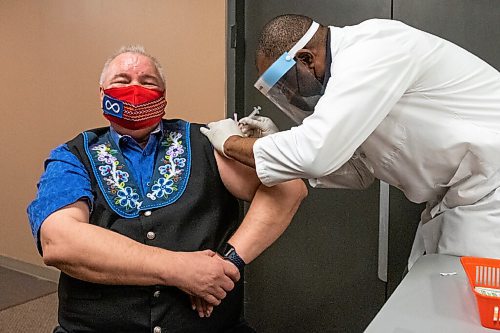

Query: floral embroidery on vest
(83, 121), (191, 218)
(147, 131), (186, 201)
(91, 143), (142, 210)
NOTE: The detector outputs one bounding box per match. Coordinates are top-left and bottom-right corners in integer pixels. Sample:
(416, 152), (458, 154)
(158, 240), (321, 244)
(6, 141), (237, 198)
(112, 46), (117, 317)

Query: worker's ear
(295, 49), (316, 69)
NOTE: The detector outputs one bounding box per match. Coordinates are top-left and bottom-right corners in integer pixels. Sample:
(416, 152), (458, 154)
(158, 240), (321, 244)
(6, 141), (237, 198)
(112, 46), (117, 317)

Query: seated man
(27, 45), (307, 333)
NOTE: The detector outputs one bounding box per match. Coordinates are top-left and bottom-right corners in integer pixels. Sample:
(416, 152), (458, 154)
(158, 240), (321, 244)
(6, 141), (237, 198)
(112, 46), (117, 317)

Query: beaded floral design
(87, 124), (190, 217)
(91, 144), (142, 210)
(147, 131), (186, 201)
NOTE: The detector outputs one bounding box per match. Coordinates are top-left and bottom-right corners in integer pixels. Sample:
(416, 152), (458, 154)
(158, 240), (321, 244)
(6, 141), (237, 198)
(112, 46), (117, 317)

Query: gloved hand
(238, 114), (279, 138)
(200, 118), (243, 158)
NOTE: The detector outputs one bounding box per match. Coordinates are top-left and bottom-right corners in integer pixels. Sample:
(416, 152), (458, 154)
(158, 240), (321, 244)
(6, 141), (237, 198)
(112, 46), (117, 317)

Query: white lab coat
(253, 19), (500, 268)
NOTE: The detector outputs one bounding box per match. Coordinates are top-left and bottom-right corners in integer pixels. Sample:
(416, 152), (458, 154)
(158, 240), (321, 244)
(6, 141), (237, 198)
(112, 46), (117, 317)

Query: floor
(0, 266), (58, 332)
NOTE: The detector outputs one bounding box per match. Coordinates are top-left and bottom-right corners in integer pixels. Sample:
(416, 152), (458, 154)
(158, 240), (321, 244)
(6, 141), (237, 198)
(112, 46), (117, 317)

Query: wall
(0, 0), (227, 268)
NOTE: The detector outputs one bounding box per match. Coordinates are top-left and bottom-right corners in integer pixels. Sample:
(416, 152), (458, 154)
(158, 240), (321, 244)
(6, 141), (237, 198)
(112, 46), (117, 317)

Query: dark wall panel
(387, 189), (423, 296)
(394, 0), (500, 70)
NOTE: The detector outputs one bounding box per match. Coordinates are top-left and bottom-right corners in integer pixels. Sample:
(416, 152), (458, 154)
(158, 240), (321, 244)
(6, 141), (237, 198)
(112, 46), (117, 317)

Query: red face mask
(102, 85), (167, 130)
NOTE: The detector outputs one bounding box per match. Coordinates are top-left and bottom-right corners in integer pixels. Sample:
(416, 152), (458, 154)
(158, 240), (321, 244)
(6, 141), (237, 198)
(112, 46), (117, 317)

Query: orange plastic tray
(461, 256), (500, 330)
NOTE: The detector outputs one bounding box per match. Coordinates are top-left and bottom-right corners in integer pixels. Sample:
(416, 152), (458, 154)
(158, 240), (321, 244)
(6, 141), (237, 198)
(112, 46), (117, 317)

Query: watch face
(220, 243), (245, 270)
(223, 245), (235, 257)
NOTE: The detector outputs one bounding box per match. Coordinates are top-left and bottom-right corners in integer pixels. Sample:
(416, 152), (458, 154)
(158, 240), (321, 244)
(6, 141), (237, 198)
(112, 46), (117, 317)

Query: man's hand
(189, 254), (239, 318)
(200, 119), (242, 158)
(174, 249), (240, 306)
(190, 295), (214, 318)
(239, 114), (279, 138)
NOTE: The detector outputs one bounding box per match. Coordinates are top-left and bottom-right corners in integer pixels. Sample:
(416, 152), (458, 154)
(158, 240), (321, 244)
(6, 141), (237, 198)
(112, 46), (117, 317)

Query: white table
(365, 254), (499, 332)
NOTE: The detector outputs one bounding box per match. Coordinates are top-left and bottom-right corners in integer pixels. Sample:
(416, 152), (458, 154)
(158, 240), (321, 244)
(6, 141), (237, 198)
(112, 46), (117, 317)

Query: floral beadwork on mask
(83, 121), (191, 218)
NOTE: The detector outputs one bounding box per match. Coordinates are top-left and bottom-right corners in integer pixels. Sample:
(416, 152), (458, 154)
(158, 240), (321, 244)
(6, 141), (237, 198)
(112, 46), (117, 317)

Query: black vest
(60, 119), (243, 333)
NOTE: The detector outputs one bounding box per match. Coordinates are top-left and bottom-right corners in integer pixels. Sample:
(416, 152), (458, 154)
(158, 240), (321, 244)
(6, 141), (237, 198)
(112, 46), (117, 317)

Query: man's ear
(295, 49), (315, 69)
(99, 86), (104, 105)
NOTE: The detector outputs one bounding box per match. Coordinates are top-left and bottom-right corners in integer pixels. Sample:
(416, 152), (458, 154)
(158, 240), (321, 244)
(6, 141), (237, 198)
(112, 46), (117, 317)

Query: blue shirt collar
(109, 122), (163, 156)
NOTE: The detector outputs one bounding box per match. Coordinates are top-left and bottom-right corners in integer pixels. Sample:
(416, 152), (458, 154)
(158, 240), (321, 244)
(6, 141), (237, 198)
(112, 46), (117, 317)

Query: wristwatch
(219, 243), (246, 271)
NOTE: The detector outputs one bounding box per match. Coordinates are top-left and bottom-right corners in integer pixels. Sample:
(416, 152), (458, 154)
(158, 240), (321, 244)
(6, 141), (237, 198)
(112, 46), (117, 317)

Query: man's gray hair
(99, 45), (165, 86)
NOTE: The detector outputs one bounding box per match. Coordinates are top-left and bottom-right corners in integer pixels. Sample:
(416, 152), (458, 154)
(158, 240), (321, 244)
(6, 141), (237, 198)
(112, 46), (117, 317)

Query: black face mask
(285, 60), (324, 111)
(289, 94), (322, 112)
(296, 62), (324, 96)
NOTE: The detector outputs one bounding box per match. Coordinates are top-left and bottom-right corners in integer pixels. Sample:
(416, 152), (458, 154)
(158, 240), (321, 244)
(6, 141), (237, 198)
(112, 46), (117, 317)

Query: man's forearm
(42, 216), (178, 286)
(40, 201), (239, 305)
(227, 180), (307, 263)
(224, 136), (258, 168)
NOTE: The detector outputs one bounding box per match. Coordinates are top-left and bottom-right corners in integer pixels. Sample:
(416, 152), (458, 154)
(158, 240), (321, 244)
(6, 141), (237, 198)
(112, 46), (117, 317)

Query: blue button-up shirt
(27, 124), (163, 251)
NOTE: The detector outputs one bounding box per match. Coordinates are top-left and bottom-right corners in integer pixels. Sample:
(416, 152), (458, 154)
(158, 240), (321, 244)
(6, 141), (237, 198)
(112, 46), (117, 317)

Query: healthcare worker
(201, 14), (500, 269)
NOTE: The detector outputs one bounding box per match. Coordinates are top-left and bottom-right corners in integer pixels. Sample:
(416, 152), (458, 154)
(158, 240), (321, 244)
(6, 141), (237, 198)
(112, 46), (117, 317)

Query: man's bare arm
(40, 200), (239, 305)
(228, 180), (307, 263)
(188, 152), (307, 317)
(215, 151), (307, 263)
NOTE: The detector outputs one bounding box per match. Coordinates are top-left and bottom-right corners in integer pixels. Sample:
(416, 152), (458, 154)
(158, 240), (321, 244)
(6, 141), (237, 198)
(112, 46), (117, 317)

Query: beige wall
(0, 0), (227, 267)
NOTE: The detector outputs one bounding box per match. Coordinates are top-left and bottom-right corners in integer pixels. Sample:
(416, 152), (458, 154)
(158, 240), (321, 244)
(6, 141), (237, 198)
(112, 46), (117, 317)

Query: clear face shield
(254, 22), (325, 124)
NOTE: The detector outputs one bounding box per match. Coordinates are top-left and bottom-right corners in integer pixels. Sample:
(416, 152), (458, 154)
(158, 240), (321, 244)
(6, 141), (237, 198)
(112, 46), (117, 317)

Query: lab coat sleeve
(254, 39), (419, 187)
(309, 155), (375, 189)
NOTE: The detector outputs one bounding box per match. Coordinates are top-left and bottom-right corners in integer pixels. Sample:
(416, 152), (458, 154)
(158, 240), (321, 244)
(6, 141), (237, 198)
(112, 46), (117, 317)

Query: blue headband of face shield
(254, 21), (324, 124)
(257, 53), (297, 91)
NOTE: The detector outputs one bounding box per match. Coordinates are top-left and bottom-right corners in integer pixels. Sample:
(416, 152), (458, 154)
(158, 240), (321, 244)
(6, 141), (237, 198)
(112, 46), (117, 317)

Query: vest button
(147, 231), (156, 240)
(153, 326), (161, 333)
(144, 210), (152, 217)
(153, 290), (161, 298)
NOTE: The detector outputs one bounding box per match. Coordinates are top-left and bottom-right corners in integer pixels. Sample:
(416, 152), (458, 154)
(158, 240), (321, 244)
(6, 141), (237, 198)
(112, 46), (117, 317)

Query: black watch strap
(220, 243), (246, 271)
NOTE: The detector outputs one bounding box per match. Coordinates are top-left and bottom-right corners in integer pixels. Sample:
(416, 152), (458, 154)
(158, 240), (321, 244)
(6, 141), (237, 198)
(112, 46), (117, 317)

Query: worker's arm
(234, 114), (375, 190)
(309, 154), (375, 190)
(40, 200), (239, 306)
(223, 136), (258, 169)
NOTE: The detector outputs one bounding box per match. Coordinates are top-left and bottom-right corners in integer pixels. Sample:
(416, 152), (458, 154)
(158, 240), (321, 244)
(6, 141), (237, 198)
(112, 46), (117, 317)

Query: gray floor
(0, 266), (57, 311)
(0, 266), (58, 332)
(0, 292), (57, 333)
